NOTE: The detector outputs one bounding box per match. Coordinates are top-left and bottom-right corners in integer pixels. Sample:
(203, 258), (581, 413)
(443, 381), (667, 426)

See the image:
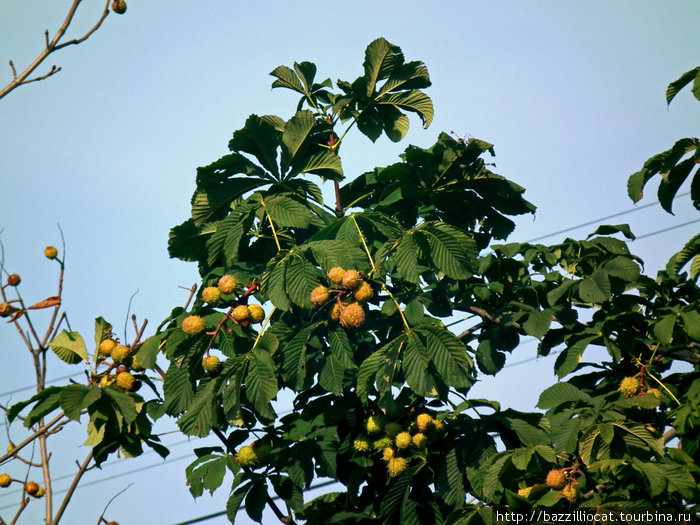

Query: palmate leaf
(177, 380), (217, 437)
(229, 115), (281, 177)
(270, 65), (306, 95)
(666, 66), (700, 105)
(163, 363), (196, 415)
(666, 233), (700, 277)
(293, 150), (343, 181)
(554, 334), (598, 378)
(376, 61), (431, 97)
(419, 325), (473, 390)
(168, 219), (216, 262)
(357, 337), (403, 401)
(404, 332), (438, 397)
(417, 222), (477, 279)
(658, 157), (697, 214)
(362, 38), (405, 97)
(264, 194), (312, 229)
(306, 240), (367, 272)
(281, 110), (316, 172)
(285, 255), (319, 308)
(537, 382), (592, 410)
(191, 176), (269, 226)
(376, 90), (434, 128)
(282, 322), (322, 391)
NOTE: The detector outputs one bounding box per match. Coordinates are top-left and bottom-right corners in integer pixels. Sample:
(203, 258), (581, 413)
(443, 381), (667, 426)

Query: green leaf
(245, 482), (269, 523)
(422, 325), (473, 389)
(49, 330), (89, 364)
(476, 339), (506, 375)
(261, 252), (292, 311)
(281, 110), (315, 171)
(246, 349), (278, 416)
(282, 322), (320, 391)
(60, 384), (93, 421)
(547, 279), (575, 306)
(554, 335), (598, 378)
(103, 387), (138, 425)
(666, 66), (700, 105)
(523, 309), (552, 339)
(177, 380), (217, 437)
(226, 482), (251, 523)
(135, 333), (161, 370)
(653, 314), (676, 346)
(229, 115), (280, 177)
(163, 363), (195, 415)
(24, 390), (62, 427)
(376, 61), (431, 97)
(602, 255), (640, 281)
(658, 157), (696, 214)
(94, 317), (112, 351)
(680, 310), (700, 341)
(362, 38), (404, 97)
(270, 65), (306, 95)
(419, 222), (476, 279)
(404, 332), (438, 397)
(294, 150), (343, 181)
(264, 194), (312, 229)
(578, 270), (611, 303)
(588, 224), (636, 240)
(285, 255), (319, 308)
(376, 90), (434, 128)
(537, 382), (592, 410)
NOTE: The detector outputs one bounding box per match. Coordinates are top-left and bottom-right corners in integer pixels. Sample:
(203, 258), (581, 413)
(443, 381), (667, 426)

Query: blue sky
(1, 2), (699, 524)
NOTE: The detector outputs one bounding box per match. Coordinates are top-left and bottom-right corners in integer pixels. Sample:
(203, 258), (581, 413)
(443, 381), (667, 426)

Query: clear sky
(1, 2), (699, 524)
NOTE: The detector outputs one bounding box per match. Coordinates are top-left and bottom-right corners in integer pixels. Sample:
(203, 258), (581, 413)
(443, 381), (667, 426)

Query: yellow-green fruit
(382, 447), (395, 462)
(518, 486), (533, 498)
(202, 356), (220, 373)
(340, 303), (365, 329)
(387, 457), (407, 477)
(0, 474), (10, 487)
(341, 269), (362, 290)
(330, 303), (341, 322)
(395, 432), (412, 450)
(412, 432), (428, 449)
(6, 444), (13, 454)
(25, 482), (39, 496)
(619, 376), (639, 397)
(646, 388), (662, 400)
(373, 437), (392, 451)
(561, 484), (577, 503)
(327, 267), (346, 285)
(182, 315), (205, 336)
(545, 469), (567, 490)
(131, 353), (145, 371)
(416, 413), (433, 432)
(248, 304), (265, 323)
(236, 446), (257, 466)
(99, 375), (113, 388)
(353, 282), (373, 302)
(432, 419), (445, 434)
(33, 486), (45, 498)
(99, 339), (117, 357)
(111, 0), (126, 14)
(6, 274), (20, 286)
(353, 436), (371, 452)
(232, 305), (250, 322)
(310, 286), (330, 307)
(111, 345), (130, 364)
(202, 286), (221, 304)
(366, 415), (384, 434)
(218, 275), (237, 295)
(44, 246), (58, 259)
(116, 372), (135, 391)
(384, 423), (402, 438)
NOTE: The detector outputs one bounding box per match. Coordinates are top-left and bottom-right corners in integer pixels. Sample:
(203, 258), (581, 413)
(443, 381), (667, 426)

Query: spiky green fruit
(353, 436), (371, 452)
(202, 356), (220, 373)
(327, 267), (346, 285)
(236, 446), (257, 466)
(382, 447), (395, 462)
(182, 315), (205, 336)
(232, 305), (250, 322)
(416, 413), (432, 432)
(619, 376), (639, 397)
(111, 345), (129, 364)
(99, 339), (117, 357)
(248, 304), (265, 323)
(341, 269), (362, 290)
(131, 352), (145, 371)
(0, 474), (11, 487)
(310, 286), (330, 307)
(373, 437), (392, 451)
(387, 457), (406, 477)
(202, 286), (220, 304)
(218, 275), (237, 294)
(395, 432), (412, 449)
(561, 484), (577, 503)
(353, 282), (373, 302)
(330, 303), (341, 321)
(412, 432), (428, 449)
(116, 372), (135, 391)
(366, 415), (384, 434)
(44, 246), (58, 259)
(545, 469), (567, 490)
(340, 303), (365, 329)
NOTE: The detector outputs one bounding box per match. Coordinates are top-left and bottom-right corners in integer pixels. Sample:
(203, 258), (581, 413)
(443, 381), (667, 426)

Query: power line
(0, 373), (84, 399)
(633, 218), (700, 241)
(525, 192), (691, 243)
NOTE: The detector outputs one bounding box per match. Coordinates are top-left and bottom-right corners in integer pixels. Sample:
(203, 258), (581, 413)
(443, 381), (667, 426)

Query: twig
(9, 498), (29, 525)
(180, 284), (197, 310)
(0, 0), (112, 100)
(94, 483), (132, 525)
(0, 413), (66, 466)
(52, 450), (93, 525)
(663, 427), (677, 443)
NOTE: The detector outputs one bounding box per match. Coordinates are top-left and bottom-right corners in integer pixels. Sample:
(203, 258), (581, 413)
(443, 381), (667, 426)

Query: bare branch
(52, 450), (93, 525)
(0, 413), (65, 466)
(9, 497), (29, 525)
(0, 0), (112, 101)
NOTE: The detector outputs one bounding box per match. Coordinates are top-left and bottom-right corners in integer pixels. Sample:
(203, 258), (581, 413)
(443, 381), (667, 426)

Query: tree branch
(52, 450), (93, 525)
(0, 0), (112, 101)
(0, 413), (66, 466)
